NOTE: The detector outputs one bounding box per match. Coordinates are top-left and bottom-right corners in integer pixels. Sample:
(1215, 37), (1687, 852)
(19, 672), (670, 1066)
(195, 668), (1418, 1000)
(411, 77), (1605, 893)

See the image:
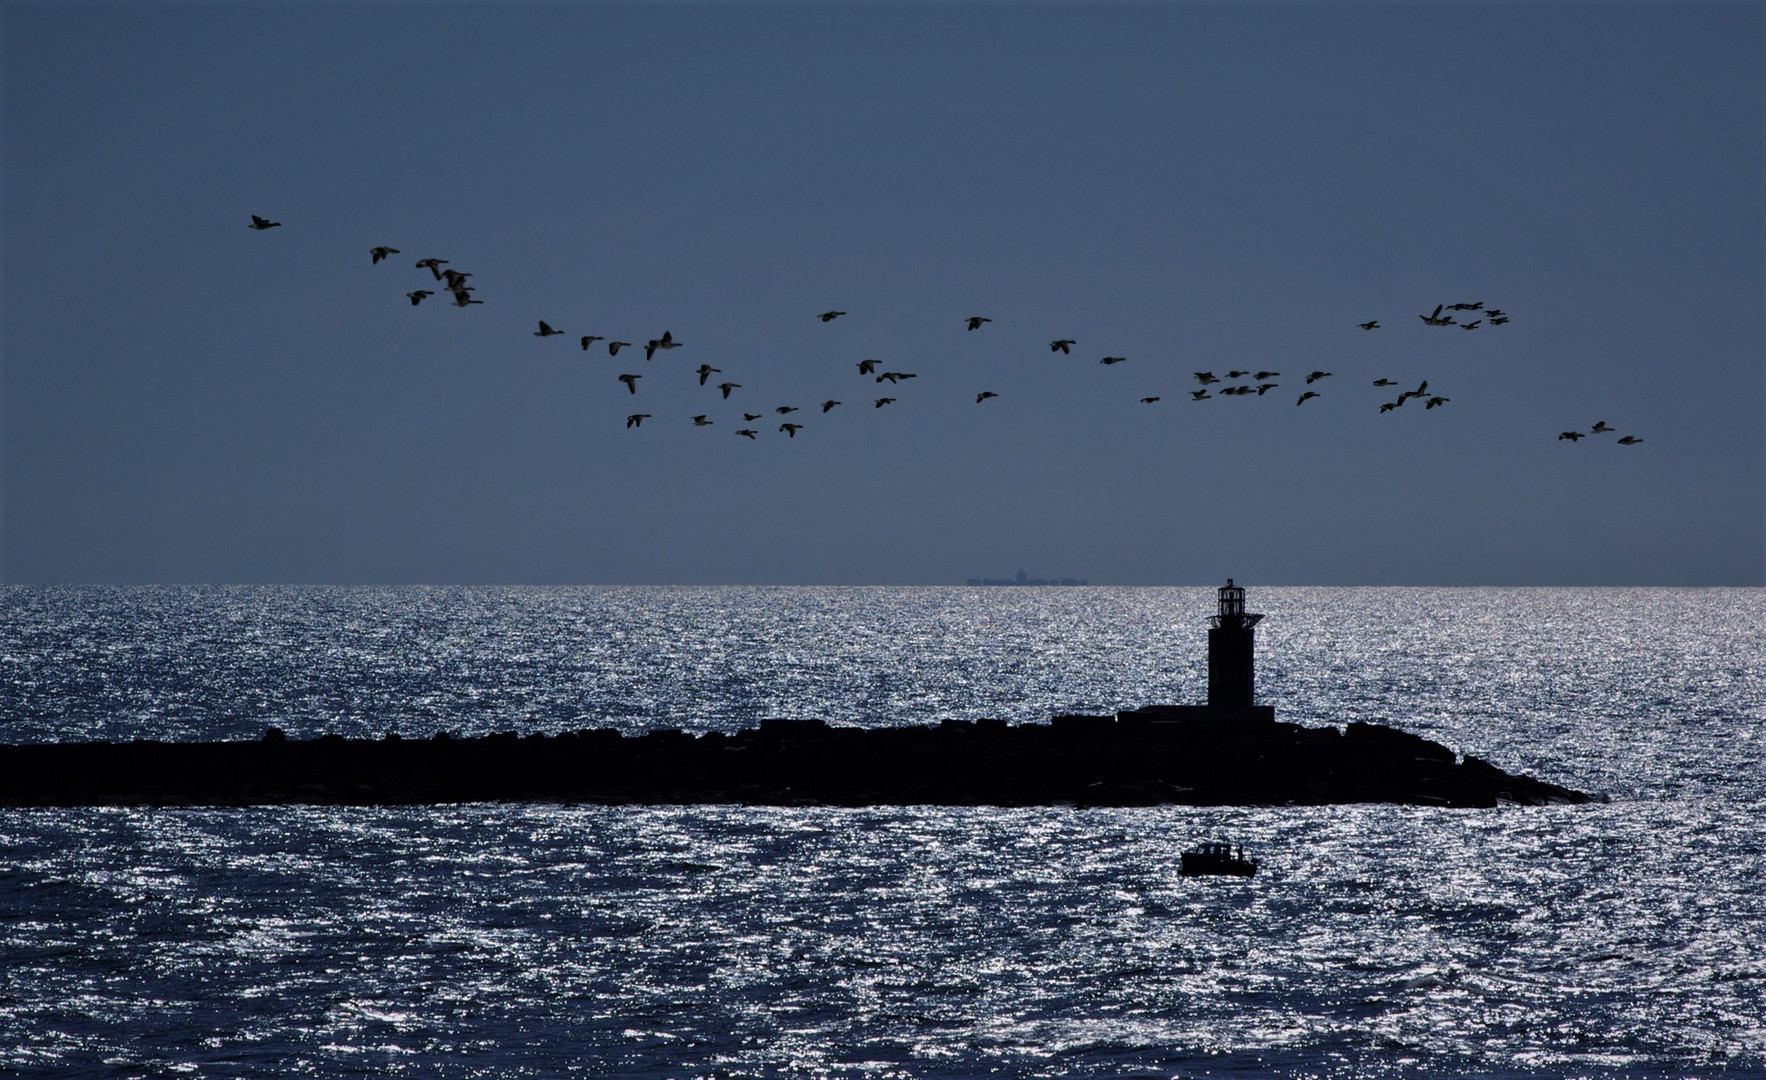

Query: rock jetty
(0, 714), (1596, 808)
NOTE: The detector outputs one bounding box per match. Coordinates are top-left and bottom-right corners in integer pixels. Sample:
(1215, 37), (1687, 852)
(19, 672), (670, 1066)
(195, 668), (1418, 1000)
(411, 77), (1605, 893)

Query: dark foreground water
(2, 587), (1763, 1078)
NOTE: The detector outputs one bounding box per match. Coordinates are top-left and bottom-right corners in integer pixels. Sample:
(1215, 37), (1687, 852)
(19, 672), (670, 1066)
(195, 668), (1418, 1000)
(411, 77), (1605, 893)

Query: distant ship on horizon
(966, 570), (1089, 586)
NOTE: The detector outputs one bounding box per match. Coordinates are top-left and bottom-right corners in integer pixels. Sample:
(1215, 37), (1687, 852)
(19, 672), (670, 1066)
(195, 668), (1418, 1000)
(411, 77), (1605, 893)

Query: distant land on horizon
(966, 571), (1090, 587)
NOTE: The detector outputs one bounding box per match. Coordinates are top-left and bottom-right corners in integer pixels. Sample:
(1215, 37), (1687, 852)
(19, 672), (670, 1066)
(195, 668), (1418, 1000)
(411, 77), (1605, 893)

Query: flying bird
(1425, 396), (1449, 409)
(451, 292), (482, 307)
(414, 258), (448, 279)
(1099, 356), (1127, 365)
(822, 400), (842, 413)
(736, 429), (757, 439)
(977, 391), (998, 403)
(644, 330), (682, 360)
(1485, 309), (1506, 319)
(1373, 378), (1398, 387)
(780, 423), (803, 438)
(858, 359), (880, 375)
(965, 316), (991, 331)
(440, 269), (472, 289)
(1559, 431), (1585, 441)
(535, 321), (564, 337)
(1191, 390), (1211, 400)
(608, 341), (632, 355)
(1420, 305), (1454, 326)
(1460, 320), (1481, 330)
(370, 246), (400, 264)
(1194, 372), (1220, 385)
(626, 413), (650, 428)
(581, 335), (604, 350)
(618, 374), (641, 393)
(692, 415), (714, 426)
(1297, 391), (1320, 405)
(818, 311), (847, 322)
(743, 413), (763, 422)
(1489, 316), (1510, 325)
(1617, 435), (1644, 445)
(407, 290), (433, 306)
(874, 397), (896, 408)
(1140, 396), (1161, 404)
(1254, 371), (1280, 381)
(1359, 320), (1380, 330)
(1447, 302), (1483, 311)
(1226, 370), (1249, 379)
(776, 406), (798, 414)
(1305, 371), (1332, 384)
(248, 215), (281, 230)
(1050, 339), (1076, 354)
(718, 382), (740, 399)
(696, 364), (721, 385)
(876, 372), (916, 383)
(1591, 421), (1615, 433)
(1255, 383), (1278, 396)
(1380, 402), (1399, 413)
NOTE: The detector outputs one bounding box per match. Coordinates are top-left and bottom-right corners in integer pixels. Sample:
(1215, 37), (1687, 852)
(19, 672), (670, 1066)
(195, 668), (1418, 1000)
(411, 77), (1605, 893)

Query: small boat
(1181, 840), (1257, 877)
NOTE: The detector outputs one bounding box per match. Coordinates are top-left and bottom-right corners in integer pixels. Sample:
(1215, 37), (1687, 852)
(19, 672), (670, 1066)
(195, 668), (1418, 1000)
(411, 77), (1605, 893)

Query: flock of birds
(248, 214), (1645, 447)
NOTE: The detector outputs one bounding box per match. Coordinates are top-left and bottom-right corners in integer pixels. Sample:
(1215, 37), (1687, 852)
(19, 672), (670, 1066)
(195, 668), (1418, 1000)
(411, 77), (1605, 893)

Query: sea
(1, 585), (1762, 1079)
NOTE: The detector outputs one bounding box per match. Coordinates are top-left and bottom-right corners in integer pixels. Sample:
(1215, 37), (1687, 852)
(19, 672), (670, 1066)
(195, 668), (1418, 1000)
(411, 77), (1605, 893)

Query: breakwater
(0, 711), (1596, 807)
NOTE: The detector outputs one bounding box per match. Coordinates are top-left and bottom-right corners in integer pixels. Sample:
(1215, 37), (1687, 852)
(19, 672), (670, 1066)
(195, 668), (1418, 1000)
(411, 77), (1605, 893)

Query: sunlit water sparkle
(2, 586), (1762, 1077)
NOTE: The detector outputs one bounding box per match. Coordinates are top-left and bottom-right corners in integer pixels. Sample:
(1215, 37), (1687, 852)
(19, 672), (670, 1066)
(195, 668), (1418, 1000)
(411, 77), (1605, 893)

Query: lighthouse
(1207, 578), (1263, 707)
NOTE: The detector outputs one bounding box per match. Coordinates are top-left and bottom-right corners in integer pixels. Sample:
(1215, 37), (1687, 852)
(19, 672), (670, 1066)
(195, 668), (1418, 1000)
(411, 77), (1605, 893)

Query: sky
(2, 1), (1760, 586)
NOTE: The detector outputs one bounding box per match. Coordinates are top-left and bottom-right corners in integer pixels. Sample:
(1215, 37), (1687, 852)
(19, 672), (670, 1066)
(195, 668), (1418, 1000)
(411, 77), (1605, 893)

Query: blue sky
(3, 2), (1760, 584)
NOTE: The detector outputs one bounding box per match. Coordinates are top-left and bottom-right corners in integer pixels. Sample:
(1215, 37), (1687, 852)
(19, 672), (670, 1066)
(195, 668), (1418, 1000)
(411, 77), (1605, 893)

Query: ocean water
(1, 586), (1762, 1077)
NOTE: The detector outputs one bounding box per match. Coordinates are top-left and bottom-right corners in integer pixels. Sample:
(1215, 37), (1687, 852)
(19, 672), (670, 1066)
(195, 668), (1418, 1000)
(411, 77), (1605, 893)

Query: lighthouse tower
(1207, 579), (1263, 707)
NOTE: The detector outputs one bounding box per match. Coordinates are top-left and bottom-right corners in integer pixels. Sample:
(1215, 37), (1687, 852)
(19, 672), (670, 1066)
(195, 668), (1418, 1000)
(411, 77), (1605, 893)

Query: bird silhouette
(618, 374), (641, 393)
(874, 397), (896, 408)
(1460, 320), (1481, 330)
(1099, 356), (1127, 365)
(1591, 421), (1615, 433)
(535, 321), (564, 337)
(1226, 370), (1249, 379)
(1305, 371), (1332, 384)
(1255, 383), (1279, 396)
(742, 413), (763, 422)
(440, 269), (472, 289)
(626, 413), (650, 428)
(780, 423), (803, 437)
(1373, 378), (1398, 387)
(414, 258), (448, 279)
(1399, 380), (1429, 402)
(1140, 396), (1161, 404)
(1559, 431), (1585, 441)
(608, 341), (632, 355)
(1617, 435), (1643, 445)
(1489, 316), (1510, 325)
(966, 316), (991, 331)
(370, 246), (400, 264)
(1194, 372), (1219, 385)
(1191, 390), (1211, 400)
(692, 415), (714, 426)
(876, 372), (916, 383)
(1420, 304), (1452, 326)
(1425, 396), (1449, 409)
(248, 215), (281, 230)
(736, 429), (757, 439)
(644, 330), (682, 360)
(718, 382), (740, 399)
(1359, 320), (1380, 330)
(1485, 309), (1506, 319)
(1380, 402), (1399, 413)
(581, 335), (604, 350)
(776, 406), (798, 414)
(1297, 391), (1320, 405)
(1254, 371), (1281, 381)
(818, 311), (846, 322)
(977, 391), (999, 402)
(696, 364), (721, 385)
(451, 292), (482, 307)
(822, 400), (842, 413)
(857, 359), (880, 375)
(1050, 339), (1076, 354)
(1447, 302), (1483, 311)
(407, 290), (433, 306)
